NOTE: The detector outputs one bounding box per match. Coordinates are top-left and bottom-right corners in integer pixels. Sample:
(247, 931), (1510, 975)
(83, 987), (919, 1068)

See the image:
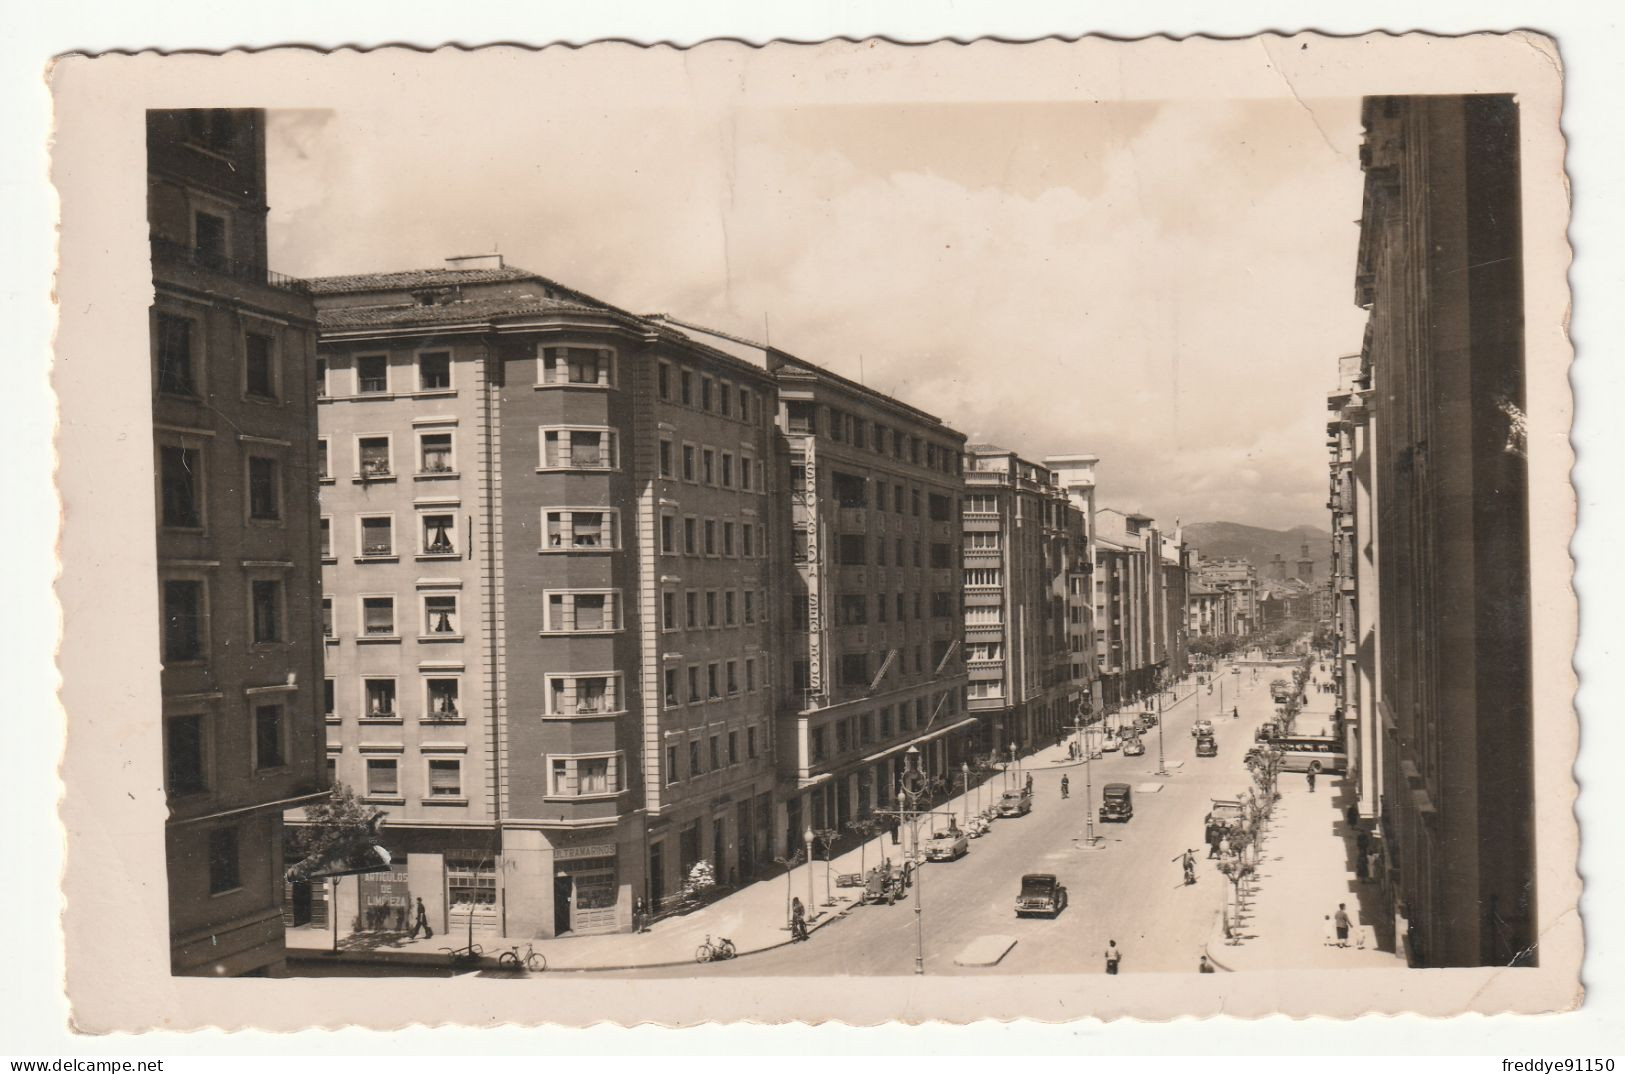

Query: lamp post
(1009, 742), (1018, 790)
(962, 762), (971, 826)
(903, 745), (926, 975)
(803, 826), (816, 921)
(1155, 671), (1169, 777)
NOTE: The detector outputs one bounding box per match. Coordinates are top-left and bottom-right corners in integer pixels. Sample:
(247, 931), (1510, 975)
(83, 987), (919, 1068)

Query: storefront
(445, 853), (499, 935)
(554, 844), (619, 934)
(357, 862), (411, 933)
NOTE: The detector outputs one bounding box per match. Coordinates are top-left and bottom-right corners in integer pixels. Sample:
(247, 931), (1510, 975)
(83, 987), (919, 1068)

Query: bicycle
(497, 942), (546, 973)
(440, 942), (483, 969)
(694, 934), (737, 963)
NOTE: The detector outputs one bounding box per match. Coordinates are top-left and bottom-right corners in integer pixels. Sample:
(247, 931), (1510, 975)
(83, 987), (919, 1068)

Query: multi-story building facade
(1327, 351), (1375, 816)
(1345, 94), (1534, 967)
(960, 446), (1085, 752)
(1198, 557), (1258, 635)
(148, 108), (327, 975)
(1046, 455), (1101, 723)
(303, 260), (779, 937)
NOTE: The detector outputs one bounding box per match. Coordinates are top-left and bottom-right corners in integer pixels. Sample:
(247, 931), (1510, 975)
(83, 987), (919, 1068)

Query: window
(790, 595), (809, 631)
(836, 720), (850, 753)
(362, 596), (396, 637)
(741, 453), (754, 491)
(544, 509), (616, 549)
(758, 524), (766, 556)
(840, 594), (868, 626)
(793, 659), (810, 693)
(709, 735), (721, 771)
(811, 727), (827, 761)
(207, 827), (240, 895)
(910, 489), (921, 516)
(418, 351), (451, 391)
(662, 591), (677, 631)
(832, 471), (867, 508)
(721, 452), (734, 488)
(321, 596), (333, 637)
(193, 210), (228, 272)
(966, 531), (999, 549)
(931, 592), (954, 619)
(787, 401), (817, 434)
(366, 757), (399, 797)
(427, 759), (462, 798)
(358, 436), (392, 478)
(792, 529), (808, 564)
(688, 665), (702, 704)
(682, 444), (697, 481)
(666, 744), (679, 783)
(719, 382), (733, 418)
(166, 715), (206, 796)
(544, 591), (619, 632)
(660, 514), (676, 554)
(684, 516), (698, 556)
(860, 713), (874, 745)
(746, 657), (757, 692)
(689, 739), (704, 775)
(250, 579), (282, 644)
(929, 494), (953, 521)
(359, 515), (394, 558)
(540, 345), (614, 386)
(876, 593), (888, 622)
(315, 357), (328, 398)
(701, 377), (714, 411)
(931, 543), (953, 568)
(244, 332), (276, 400)
(664, 669), (679, 709)
(364, 678), (398, 718)
(704, 519), (717, 556)
(724, 590), (737, 626)
(747, 725), (758, 757)
(548, 674), (618, 716)
(702, 448), (716, 486)
(423, 594), (459, 636)
(659, 438), (674, 478)
(418, 432), (454, 474)
(743, 590), (755, 625)
(253, 703), (285, 769)
(356, 355), (389, 395)
(247, 456), (281, 521)
(838, 534), (867, 565)
(728, 730), (739, 765)
(426, 678), (460, 719)
(316, 438), (330, 481)
(421, 514), (456, 556)
(742, 524), (754, 558)
(875, 537), (887, 566)
(740, 387), (753, 423)
(541, 428), (617, 469)
(686, 590), (699, 630)
(706, 591), (719, 628)
(159, 446), (202, 529)
(722, 521), (735, 557)
(839, 652), (869, 686)
(880, 706), (893, 738)
(726, 660), (739, 695)
(658, 362), (672, 400)
(707, 662), (721, 699)
(324, 679), (336, 718)
(896, 592), (906, 621)
(155, 313), (195, 395)
(680, 368), (693, 405)
(547, 755), (621, 797)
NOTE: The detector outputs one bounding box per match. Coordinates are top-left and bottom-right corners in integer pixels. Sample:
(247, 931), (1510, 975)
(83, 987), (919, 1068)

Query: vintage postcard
(50, 33), (1577, 1031)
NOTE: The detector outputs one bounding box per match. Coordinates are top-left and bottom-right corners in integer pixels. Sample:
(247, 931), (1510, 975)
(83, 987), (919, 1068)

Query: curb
(287, 898), (858, 976)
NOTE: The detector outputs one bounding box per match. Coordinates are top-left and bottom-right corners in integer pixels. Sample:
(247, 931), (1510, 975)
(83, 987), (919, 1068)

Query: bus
(1275, 735), (1347, 774)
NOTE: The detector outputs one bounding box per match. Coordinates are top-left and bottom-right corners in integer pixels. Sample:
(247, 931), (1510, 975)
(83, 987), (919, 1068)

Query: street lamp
(803, 826), (815, 921)
(1009, 742), (1018, 790)
(1154, 671), (1169, 777)
(962, 762), (971, 826)
(902, 745), (926, 975)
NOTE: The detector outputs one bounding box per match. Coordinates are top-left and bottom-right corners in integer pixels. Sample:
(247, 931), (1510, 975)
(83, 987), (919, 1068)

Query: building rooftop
(317, 292), (621, 332)
(306, 265), (539, 295)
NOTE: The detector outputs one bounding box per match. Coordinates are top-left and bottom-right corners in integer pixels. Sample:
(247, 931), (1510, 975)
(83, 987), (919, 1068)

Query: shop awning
(859, 716), (982, 767)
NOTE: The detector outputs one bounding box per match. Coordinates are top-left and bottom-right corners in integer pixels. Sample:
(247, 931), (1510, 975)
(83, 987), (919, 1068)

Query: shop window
(207, 827), (240, 895)
(421, 513), (456, 556)
(425, 678), (460, 719)
(162, 579), (205, 663)
(418, 432), (454, 474)
(247, 456), (281, 521)
(427, 758), (462, 798)
(423, 594), (459, 637)
(366, 757), (399, 797)
(250, 579), (283, 644)
(244, 332), (276, 400)
(418, 351), (451, 391)
(166, 714), (206, 796)
(155, 313), (196, 395)
(362, 596), (396, 637)
(356, 355), (389, 395)
(253, 703), (286, 769)
(364, 678), (398, 718)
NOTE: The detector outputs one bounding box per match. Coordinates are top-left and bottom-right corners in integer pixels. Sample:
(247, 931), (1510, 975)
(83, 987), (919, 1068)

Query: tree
(287, 782), (384, 878)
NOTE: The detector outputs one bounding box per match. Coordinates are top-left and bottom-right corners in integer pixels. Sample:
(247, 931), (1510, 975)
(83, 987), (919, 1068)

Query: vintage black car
(1099, 782), (1134, 823)
(1015, 873), (1068, 917)
(1195, 733), (1218, 758)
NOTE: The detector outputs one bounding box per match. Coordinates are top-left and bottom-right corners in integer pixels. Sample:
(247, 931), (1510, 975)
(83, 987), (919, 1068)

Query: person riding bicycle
(790, 897), (810, 943)
(1181, 849), (1197, 886)
(1060, 774), (1070, 799)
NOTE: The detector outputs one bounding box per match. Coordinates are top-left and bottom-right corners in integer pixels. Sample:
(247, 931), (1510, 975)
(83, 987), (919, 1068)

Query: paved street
(630, 664), (1285, 977)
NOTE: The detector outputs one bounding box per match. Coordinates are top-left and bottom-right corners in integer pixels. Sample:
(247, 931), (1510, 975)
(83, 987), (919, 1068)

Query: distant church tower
(1297, 541), (1314, 582)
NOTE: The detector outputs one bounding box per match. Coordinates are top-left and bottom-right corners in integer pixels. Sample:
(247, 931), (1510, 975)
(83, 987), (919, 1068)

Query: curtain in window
(424, 516), (454, 554)
(428, 760), (461, 796)
(573, 512), (604, 546)
(420, 435), (452, 472)
(570, 431), (603, 467)
(360, 440), (390, 475)
(363, 599), (394, 635)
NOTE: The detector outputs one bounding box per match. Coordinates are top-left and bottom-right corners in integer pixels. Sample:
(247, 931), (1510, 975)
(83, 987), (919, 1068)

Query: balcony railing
(150, 235), (308, 292)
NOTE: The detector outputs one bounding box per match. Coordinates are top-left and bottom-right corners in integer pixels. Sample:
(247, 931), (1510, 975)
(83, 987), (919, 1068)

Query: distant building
(1198, 557), (1258, 635)
(148, 109), (327, 975)
(1342, 94), (1534, 967)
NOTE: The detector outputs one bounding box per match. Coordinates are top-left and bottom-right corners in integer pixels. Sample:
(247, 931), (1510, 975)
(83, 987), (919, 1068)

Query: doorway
(553, 873), (574, 936)
(288, 880), (313, 927)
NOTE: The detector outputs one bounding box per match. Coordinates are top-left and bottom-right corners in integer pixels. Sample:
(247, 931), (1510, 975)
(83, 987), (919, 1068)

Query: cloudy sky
(267, 92), (1368, 531)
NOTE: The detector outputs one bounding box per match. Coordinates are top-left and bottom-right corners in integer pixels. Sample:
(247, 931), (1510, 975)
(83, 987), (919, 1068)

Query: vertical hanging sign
(804, 439), (823, 696)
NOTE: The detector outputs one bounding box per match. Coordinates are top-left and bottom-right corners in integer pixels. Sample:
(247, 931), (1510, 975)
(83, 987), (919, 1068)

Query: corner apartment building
(303, 261), (778, 937)
(1348, 94), (1534, 967)
(961, 446), (1087, 751)
(647, 318), (972, 847)
(1046, 455), (1103, 723)
(149, 109), (327, 975)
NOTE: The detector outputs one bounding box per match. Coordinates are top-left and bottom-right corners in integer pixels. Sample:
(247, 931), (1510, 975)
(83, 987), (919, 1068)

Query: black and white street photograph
(37, 27), (1589, 1038)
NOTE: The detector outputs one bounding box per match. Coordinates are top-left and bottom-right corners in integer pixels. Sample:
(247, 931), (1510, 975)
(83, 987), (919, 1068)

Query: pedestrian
(1306, 768), (1317, 793)
(1354, 848), (1369, 882)
(1334, 903), (1351, 947)
(791, 897), (809, 942)
(1356, 827), (1371, 857)
(1206, 825), (1220, 859)
(633, 895), (647, 934)
(1322, 914), (1336, 947)
(1366, 847), (1381, 883)
(1105, 939), (1122, 974)
(1199, 955), (1215, 973)
(1181, 849), (1196, 885)
(1060, 775), (1070, 799)
(408, 896), (432, 940)
(1344, 804), (1359, 830)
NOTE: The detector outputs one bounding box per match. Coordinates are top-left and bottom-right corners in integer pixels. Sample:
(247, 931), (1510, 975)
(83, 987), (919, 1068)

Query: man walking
(408, 896), (432, 940)
(1060, 775), (1070, 799)
(1306, 768), (1317, 793)
(1334, 903), (1352, 948)
(1104, 939), (1122, 974)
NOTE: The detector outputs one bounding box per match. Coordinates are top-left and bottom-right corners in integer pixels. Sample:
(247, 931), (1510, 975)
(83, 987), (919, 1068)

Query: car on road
(1255, 721), (1279, 743)
(1195, 733), (1218, 758)
(1190, 718), (1214, 738)
(1136, 711), (1158, 730)
(998, 787), (1034, 817)
(1101, 732), (1121, 752)
(1121, 734), (1145, 757)
(1099, 782), (1134, 823)
(1015, 873), (1068, 917)
(923, 826), (969, 862)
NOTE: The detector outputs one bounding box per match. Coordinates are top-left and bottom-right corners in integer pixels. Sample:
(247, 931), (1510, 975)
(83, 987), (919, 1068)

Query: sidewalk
(287, 719), (1131, 974)
(1204, 665), (1404, 972)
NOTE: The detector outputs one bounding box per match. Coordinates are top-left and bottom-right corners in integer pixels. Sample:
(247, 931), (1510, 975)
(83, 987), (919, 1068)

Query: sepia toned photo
(49, 33), (1578, 1030)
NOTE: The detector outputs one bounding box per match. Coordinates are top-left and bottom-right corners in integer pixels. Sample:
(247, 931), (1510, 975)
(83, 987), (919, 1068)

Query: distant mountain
(1182, 521), (1333, 582)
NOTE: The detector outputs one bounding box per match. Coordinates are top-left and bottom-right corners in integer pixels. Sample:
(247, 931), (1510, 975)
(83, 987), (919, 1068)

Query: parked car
(1255, 722), (1279, 743)
(1191, 719), (1214, 738)
(1195, 734), (1218, 758)
(1121, 734), (1145, 757)
(1101, 732), (1121, 753)
(923, 826), (969, 862)
(998, 788), (1034, 817)
(1015, 873), (1068, 917)
(1099, 782), (1134, 823)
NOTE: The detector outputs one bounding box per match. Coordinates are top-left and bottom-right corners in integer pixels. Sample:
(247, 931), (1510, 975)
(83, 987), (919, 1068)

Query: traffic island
(953, 935), (1017, 967)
